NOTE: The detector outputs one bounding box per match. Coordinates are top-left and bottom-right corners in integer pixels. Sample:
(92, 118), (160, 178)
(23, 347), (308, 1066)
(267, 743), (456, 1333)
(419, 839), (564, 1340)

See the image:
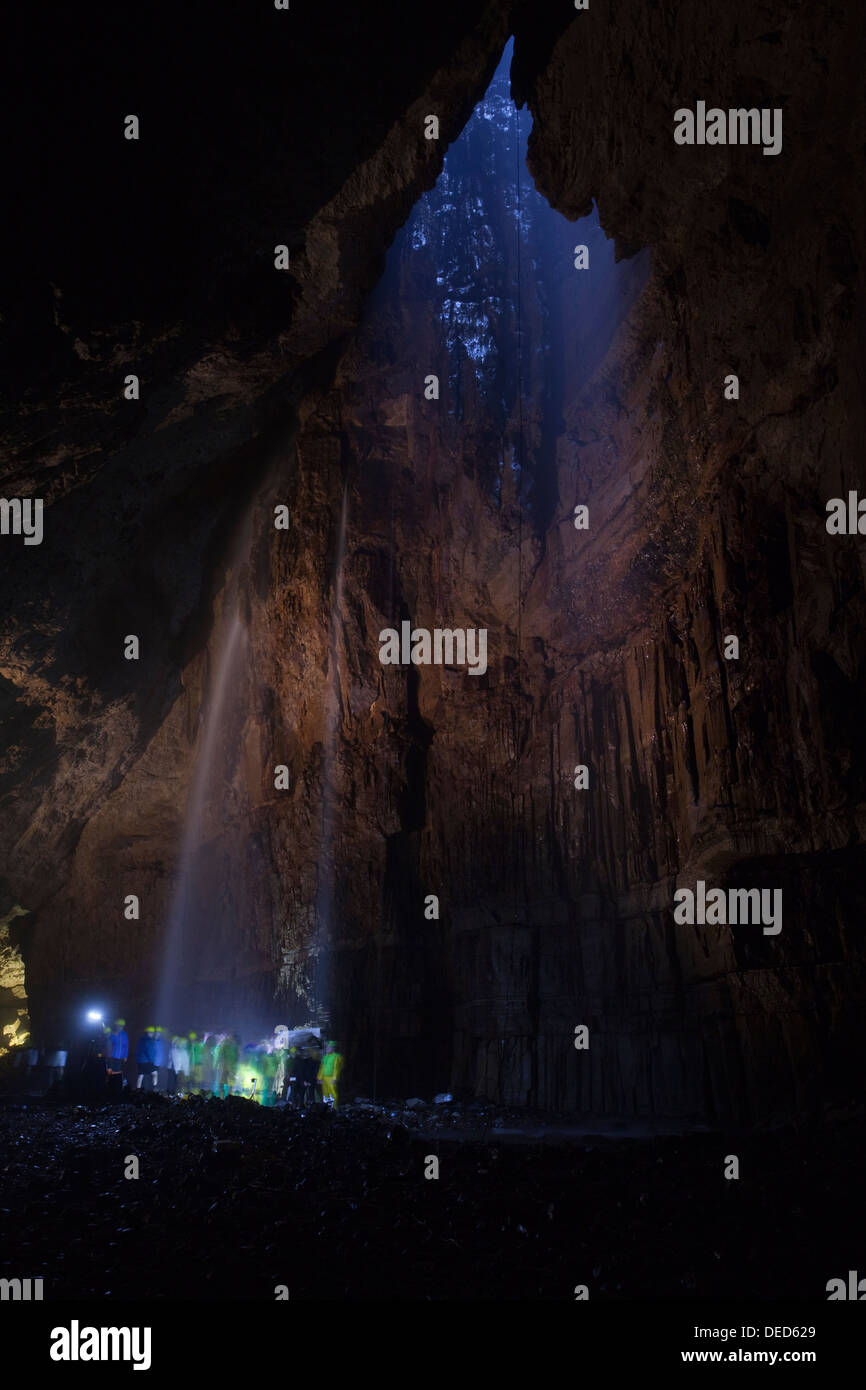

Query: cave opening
(364, 38), (649, 537)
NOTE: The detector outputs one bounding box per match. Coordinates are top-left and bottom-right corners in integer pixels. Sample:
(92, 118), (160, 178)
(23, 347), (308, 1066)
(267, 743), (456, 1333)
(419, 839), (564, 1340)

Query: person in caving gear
(216, 1032), (239, 1098)
(257, 1041), (278, 1106)
(106, 1017), (128, 1097)
(109, 1018), (128, 1064)
(187, 1031), (204, 1094)
(288, 1038), (315, 1106)
(151, 1026), (167, 1090)
(136, 1026), (156, 1090)
(241, 1042), (260, 1101)
(43, 1043), (68, 1087)
(299, 1035), (322, 1106)
(286, 1044), (302, 1106)
(208, 1032), (227, 1095)
(170, 1034), (190, 1096)
(318, 1040), (343, 1110)
(272, 1036), (288, 1102)
(81, 1028), (108, 1095)
(203, 1031), (221, 1094)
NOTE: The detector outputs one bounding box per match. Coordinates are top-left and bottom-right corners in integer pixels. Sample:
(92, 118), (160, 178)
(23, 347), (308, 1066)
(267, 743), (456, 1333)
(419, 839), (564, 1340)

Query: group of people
(95, 1020), (344, 1109)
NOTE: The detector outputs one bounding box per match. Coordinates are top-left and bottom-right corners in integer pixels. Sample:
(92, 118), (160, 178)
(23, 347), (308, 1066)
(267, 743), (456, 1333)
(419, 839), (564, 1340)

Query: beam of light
(154, 505), (256, 1035)
(155, 606), (247, 1032)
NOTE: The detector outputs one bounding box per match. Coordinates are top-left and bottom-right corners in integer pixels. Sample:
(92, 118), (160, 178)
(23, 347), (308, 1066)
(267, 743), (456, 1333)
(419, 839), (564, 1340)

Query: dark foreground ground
(0, 1093), (863, 1300)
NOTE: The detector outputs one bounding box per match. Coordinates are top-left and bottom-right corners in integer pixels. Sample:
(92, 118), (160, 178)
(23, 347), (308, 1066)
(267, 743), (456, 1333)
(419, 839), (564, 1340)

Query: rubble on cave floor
(0, 1094), (862, 1299)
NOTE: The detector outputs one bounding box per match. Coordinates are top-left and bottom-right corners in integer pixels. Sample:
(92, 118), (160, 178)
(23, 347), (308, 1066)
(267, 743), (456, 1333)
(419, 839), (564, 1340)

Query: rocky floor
(0, 1092), (862, 1300)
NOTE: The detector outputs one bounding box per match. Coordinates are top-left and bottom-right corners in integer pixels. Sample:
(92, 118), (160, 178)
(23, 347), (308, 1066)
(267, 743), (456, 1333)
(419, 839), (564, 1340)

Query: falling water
(311, 479), (349, 1019)
(155, 570), (249, 1032)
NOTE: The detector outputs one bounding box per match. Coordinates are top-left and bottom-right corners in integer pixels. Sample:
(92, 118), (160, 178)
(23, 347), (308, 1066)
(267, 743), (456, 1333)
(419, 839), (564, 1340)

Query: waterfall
(155, 564), (249, 1032)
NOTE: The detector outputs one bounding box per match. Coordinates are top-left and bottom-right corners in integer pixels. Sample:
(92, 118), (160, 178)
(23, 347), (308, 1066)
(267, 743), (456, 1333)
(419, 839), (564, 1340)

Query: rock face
(510, 2), (866, 1124)
(2, 2), (864, 1124)
(0, 904), (30, 1054)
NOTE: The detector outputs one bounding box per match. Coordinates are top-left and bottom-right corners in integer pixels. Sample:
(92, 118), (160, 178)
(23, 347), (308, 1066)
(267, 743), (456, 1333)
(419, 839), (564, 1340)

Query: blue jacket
(109, 1028), (128, 1061)
(135, 1033), (154, 1065)
(151, 1034), (167, 1067)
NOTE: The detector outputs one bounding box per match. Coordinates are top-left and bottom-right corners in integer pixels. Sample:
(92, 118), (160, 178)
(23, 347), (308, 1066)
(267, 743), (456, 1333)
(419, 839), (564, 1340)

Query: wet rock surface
(0, 1096), (862, 1299)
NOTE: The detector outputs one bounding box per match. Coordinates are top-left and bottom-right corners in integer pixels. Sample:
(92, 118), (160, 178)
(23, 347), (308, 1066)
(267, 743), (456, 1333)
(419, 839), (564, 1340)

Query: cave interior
(1, 0), (864, 1134)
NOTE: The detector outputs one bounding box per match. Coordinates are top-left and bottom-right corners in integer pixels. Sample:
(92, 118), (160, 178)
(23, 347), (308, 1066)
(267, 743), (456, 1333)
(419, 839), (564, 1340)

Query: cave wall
(506, 0), (866, 1121)
(256, 3), (866, 1122)
(2, 1), (864, 1123)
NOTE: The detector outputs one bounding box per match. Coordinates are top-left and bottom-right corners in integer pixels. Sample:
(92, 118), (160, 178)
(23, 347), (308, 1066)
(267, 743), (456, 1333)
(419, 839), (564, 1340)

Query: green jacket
(319, 1051), (343, 1079)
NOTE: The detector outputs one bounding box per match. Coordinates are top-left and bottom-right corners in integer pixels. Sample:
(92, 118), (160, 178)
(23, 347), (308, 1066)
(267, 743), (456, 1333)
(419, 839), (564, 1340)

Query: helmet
(145, 1026), (155, 1034)
(115, 1018), (126, 1028)
(188, 1031), (197, 1040)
